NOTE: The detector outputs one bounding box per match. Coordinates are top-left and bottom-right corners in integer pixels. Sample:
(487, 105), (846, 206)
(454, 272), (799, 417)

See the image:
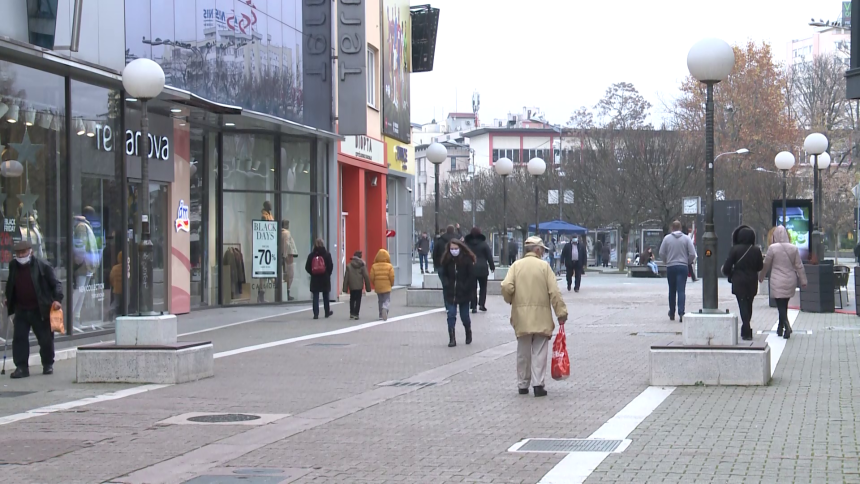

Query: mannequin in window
(261, 200), (274, 221)
(72, 212), (100, 325)
(280, 220), (298, 301)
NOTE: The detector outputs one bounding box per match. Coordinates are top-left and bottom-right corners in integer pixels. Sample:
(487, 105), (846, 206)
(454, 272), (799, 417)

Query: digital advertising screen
(771, 199), (812, 261)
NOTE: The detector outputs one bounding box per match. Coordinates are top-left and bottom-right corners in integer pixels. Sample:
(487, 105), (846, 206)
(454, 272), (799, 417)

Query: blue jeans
(445, 301), (472, 331)
(666, 265), (687, 317)
(312, 291), (330, 318)
(419, 253), (429, 272)
(647, 261), (658, 274)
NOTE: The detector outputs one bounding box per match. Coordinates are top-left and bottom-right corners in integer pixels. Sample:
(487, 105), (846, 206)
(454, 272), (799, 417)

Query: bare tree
(595, 82), (652, 130)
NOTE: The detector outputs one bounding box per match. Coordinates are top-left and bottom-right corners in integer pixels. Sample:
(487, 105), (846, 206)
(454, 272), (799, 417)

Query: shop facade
(0, 0), (339, 343)
(384, 136), (414, 286)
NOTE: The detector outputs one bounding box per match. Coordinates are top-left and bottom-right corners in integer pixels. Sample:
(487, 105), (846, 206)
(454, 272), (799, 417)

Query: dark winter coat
(722, 225), (764, 298)
(854, 242), (860, 259)
(305, 246), (334, 293)
(342, 257), (371, 293)
(415, 236), (431, 255)
(601, 244), (611, 260)
(561, 239), (587, 271)
(5, 257), (64, 322)
(432, 232), (457, 268)
(508, 240), (519, 259)
(464, 232), (495, 278)
(440, 243), (476, 304)
(594, 240), (604, 258)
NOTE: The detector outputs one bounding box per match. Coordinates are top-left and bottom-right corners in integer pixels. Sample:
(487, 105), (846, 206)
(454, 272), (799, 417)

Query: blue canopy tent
(528, 220), (588, 235)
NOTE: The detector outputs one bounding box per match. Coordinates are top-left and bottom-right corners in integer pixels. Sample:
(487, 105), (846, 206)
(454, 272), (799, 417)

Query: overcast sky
(410, 0), (848, 127)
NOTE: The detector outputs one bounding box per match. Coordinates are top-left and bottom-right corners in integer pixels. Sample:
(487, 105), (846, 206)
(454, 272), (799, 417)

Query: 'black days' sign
(337, 0), (367, 136)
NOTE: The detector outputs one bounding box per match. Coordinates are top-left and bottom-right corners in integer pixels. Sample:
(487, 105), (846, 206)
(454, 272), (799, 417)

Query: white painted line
(764, 308), (798, 376)
(213, 308), (445, 359)
(538, 386), (675, 484)
(0, 384), (169, 426)
(1, 307), (446, 427)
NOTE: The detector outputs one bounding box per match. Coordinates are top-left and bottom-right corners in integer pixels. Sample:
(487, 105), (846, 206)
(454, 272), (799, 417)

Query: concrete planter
(800, 262), (835, 313)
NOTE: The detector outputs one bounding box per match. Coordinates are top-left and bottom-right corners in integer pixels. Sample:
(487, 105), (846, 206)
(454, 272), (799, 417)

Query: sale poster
(251, 219), (278, 278)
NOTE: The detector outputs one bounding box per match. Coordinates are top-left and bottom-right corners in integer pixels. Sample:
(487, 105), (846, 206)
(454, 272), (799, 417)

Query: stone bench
(407, 288), (444, 308)
(629, 264), (666, 278)
(650, 340), (771, 386)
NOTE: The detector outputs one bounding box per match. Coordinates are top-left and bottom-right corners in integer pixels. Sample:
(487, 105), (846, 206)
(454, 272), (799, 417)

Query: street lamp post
(426, 143), (448, 237)
(687, 38), (736, 311)
(528, 157), (546, 234)
(774, 151), (796, 227)
(122, 58), (165, 315)
(804, 133), (829, 263)
(494, 157), (513, 266)
(815, 151), (831, 261)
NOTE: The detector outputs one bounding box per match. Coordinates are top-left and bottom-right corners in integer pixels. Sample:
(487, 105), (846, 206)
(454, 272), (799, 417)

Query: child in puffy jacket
(369, 249), (395, 320)
(342, 251), (372, 320)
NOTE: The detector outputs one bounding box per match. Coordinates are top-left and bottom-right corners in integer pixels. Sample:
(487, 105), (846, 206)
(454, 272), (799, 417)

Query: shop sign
(385, 229), (396, 237)
(96, 126), (170, 160)
(337, 0), (367, 135)
(302, 0), (333, 130)
(341, 135), (384, 164)
(175, 199), (190, 233)
(251, 219), (278, 278)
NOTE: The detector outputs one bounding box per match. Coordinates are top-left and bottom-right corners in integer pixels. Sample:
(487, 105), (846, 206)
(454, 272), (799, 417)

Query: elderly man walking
(502, 236), (568, 397)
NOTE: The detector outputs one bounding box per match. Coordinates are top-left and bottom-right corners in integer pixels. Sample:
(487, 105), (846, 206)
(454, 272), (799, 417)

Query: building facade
(0, 0), (339, 342)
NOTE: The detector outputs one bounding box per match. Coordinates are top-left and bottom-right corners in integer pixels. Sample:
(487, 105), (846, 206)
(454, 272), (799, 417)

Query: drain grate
(187, 414), (261, 423)
(0, 391), (35, 398)
(378, 381), (437, 388)
(759, 330), (813, 335)
(631, 332), (682, 336)
(515, 439), (624, 453)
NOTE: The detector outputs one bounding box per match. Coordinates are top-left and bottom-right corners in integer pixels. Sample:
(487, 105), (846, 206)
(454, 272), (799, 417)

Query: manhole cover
(182, 477), (284, 484)
(826, 327), (860, 331)
(187, 414), (262, 423)
(630, 332), (682, 336)
(515, 439), (624, 453)
(759, 330), (812, 335)
(377, 381), (437, 388)
(0, 391), (35, 398)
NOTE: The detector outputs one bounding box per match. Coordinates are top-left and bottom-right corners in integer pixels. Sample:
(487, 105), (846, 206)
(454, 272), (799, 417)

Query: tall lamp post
(815, 151), (831, 261)
(687, 38), (736, 311)
(122, 58), (165, 315)
(804, 133), (829, 263)
(528, 157), (546, 234)
(774, 151), (796, 226)
(494, 157), (513, 266)
(426, 142), (448, 237)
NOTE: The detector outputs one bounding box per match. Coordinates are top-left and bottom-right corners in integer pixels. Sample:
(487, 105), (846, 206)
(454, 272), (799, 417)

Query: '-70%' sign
(252, 220), (278, 278)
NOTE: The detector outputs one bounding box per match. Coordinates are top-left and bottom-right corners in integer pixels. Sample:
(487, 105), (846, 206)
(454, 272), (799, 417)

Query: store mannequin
(280, 220), (298, 301)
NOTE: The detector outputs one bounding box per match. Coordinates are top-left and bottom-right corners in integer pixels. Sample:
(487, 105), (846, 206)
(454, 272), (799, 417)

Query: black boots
(448, 328), (456, 347)
(43, 365), (53, 375)
(10, 367), (29, 379)
(465, 326), (472, 345)
(783, 322), (792, 339)
(533, 386), (547, 397)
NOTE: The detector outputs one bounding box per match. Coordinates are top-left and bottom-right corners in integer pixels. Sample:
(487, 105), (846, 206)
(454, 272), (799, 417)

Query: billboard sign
(382, 0), (411, 143)
(337, 0), (368, 135)
(772, 199), (812, 261)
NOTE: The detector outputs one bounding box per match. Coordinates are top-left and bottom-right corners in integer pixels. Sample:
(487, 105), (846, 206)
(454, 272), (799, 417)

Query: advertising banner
(252, 219), (278, 278)
(382, 0), (412, 143)
(772, 199), (812, 261)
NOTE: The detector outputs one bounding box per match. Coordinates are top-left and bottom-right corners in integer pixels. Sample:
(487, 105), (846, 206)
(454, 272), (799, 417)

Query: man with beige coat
(502, 236), (568, 397)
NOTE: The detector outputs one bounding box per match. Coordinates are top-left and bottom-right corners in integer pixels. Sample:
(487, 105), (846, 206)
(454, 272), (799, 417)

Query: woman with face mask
(440, 239), (476, 347)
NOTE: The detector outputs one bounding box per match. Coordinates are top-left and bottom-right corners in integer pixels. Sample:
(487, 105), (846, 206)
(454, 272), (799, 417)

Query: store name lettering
(96, 126), (170, 160)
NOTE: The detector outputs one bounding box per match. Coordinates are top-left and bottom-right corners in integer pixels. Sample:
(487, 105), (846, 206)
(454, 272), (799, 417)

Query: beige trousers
(517, 334), (549, 389)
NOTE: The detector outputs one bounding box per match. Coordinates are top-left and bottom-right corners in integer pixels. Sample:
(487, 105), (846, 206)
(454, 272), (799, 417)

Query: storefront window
(279, 193), (311, 302)
(0, 62), (67, 333)
(281, 138), (311, 193)
(69, 81), (123, 333)
(189, 129), (217, 308)
(127, 183), (169, 314)
(223, 133), (275, 191)
(221, 191), (279, 305)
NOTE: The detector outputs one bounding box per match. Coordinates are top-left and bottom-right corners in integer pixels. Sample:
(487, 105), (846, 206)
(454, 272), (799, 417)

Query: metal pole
(138, 99), (153, 315)
(502, 175), (508, 266)
(782, 170), (787, 227)
(534, 176), (540, 234)
(702, 82), (718, 310)
(434, 163), (440, 236)
(471, 150), (476, 228)
(811, 154), (823, 263)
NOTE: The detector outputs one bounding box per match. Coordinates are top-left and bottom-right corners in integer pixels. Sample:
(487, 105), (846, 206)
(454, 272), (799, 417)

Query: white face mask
(450, 248), (460, 257)
(16, 254), (31, 265)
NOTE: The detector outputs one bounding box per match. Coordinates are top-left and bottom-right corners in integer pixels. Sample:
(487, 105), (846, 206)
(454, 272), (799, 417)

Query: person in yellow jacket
(502, 236), (568, 397)
(369, 249), (395, 320)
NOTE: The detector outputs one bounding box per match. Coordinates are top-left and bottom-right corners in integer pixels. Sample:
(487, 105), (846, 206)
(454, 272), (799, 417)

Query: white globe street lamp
(527, 157), (546, 233)
(494, 157), (514, 265)
(122, 58), (165, 315)
(803, 133), (829, 263)
(774, 151), (796, 226)
(426, 142), (448, 236)
(687, 37), (735, 311)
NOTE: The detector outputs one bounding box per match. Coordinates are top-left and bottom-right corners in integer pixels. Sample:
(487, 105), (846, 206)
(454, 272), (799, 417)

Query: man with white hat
(501, 236), (568, 397)
(5, 240), (63, 378)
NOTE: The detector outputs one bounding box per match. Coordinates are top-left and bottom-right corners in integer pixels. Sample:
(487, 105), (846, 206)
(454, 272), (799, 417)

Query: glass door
(127, 182), (169, 315)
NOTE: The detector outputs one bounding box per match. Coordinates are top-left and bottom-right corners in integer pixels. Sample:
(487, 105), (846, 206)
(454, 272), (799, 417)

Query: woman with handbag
(759, 225), (807, 339)
(722, 225), (763, 341)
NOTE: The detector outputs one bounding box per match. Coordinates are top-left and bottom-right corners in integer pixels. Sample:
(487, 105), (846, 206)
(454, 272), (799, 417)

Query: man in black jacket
(561, 236), (587, 292)
(465, 227), (495, 313)
(508, 238), (519, 265)
(432, 225), (458, 280)
(5, 240), (64, 378)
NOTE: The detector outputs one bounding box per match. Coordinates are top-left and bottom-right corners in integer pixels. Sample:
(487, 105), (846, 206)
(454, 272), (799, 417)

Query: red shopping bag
(551, 325), (570, 381)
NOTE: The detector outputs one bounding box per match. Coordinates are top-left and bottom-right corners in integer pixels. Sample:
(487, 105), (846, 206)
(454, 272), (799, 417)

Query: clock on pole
(682, 196), (701, 215)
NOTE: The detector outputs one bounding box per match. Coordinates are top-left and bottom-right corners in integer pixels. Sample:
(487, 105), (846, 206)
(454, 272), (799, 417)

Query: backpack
(311, 254), (326, 275)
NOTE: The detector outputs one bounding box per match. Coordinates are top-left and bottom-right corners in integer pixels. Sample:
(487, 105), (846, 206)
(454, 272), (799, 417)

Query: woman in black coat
(722, 225), (763, 340)
(464, 227), (495, 313)
(440, 239), (476, 347)
(305, 238), (334, 319)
